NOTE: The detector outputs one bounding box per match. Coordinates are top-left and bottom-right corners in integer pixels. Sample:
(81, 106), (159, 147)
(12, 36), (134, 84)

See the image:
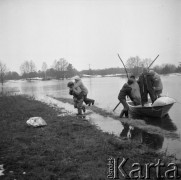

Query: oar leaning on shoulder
(113, 54), (159, 112)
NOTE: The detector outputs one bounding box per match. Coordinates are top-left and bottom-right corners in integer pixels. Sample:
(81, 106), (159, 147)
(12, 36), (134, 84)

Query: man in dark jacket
(118, 78), (134, 118)
(138, 68), (156, 106)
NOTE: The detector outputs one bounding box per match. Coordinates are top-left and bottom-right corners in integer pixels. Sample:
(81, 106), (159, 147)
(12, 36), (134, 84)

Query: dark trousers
(140, 76), (156, 105)
(83, 95), (94, 105)
(146, 75), (157, 103)
(141, 90), (156, 105)
(120, 99), (129, 111)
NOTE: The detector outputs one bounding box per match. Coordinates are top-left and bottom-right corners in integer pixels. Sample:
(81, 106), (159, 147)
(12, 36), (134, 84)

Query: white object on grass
(127, 126), (134, 139)
(0, 164), (4, 176)
(26, 117), (47, 127)
(152, 97), (176, 107)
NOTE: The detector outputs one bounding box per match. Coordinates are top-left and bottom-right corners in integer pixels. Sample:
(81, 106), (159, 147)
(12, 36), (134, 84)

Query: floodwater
(2, 75), (181, 159)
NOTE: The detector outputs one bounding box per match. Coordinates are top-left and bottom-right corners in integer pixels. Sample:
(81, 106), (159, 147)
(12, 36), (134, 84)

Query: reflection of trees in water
(20, 80), (69, 97)
(120, 123), (164, 150)
(0, 87), (19, 95)
(21, 82), (38, 95)
(131, 114), (177, 132)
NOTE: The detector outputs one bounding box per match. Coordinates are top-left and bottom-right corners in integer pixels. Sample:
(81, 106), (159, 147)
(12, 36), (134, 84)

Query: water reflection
(21, 81), (38, 96)
(130, 114), (177, 132)
(120, 123), (164, 150)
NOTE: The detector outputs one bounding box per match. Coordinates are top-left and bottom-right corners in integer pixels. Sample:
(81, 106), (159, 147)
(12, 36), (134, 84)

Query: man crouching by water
(67, 81), (86, 115)
(118, 78), (140, 118)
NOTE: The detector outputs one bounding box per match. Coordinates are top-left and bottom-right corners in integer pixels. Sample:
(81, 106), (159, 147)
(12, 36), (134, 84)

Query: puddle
(88, 113), (124, 136)
(34, 95), (124, 136)
(35, 95), (77, 114)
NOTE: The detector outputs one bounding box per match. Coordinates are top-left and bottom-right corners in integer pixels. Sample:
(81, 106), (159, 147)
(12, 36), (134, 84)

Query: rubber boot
(82, 106), (86, 113)
(119, 110), (125, 118)
(77, 108), (82, 115)
(125, 110), (129, 118)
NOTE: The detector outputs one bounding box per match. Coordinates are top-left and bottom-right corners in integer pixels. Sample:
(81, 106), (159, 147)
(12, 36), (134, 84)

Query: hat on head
(127, 78), (134, 85)
(149, 70), (155, 76)
(67, 81), (74, 87)
(142, 68), (148, 74)
(130, 74), (135, 79)
(73, 75), (80, 80)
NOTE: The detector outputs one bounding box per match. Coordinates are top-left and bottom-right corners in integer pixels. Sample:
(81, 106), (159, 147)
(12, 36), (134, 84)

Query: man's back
(153, 73), (163, 91)
(130, 80), (141, 99)
(118, 83), (133, 101)
(74, 80), (88, 95)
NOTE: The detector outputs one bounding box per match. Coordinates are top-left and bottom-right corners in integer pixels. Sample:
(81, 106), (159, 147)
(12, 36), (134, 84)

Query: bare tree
(29, 60), (36, 74)
(53, 58), (68, 79)
(126, 56), (142, 69)
(20, 61), (30, 78)
(0, 61), (7, 92)
(42, 62), (48, 79)
(142, 58), (152, 68)
(126, 56), (142, 76)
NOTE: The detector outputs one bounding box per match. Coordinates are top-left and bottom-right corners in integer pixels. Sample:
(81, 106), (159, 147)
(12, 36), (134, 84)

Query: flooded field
(2, 75), (181, 159)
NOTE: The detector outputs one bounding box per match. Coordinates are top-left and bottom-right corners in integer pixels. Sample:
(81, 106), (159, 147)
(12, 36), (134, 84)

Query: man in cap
(73, 76), (95, 106)
(118, 78), (135, 118)
(67, 81), (85, 115)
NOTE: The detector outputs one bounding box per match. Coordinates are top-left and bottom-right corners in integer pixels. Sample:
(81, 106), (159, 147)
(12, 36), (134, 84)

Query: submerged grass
(55, 97), (179, 139)
(0, 95), (178, 179)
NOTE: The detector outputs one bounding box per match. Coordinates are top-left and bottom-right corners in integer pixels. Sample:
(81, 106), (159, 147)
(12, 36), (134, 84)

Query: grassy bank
(0, 95), (176, 179)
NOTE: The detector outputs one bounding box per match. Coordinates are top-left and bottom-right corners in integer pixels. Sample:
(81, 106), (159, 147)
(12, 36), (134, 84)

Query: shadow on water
(130, 113), (177, 132)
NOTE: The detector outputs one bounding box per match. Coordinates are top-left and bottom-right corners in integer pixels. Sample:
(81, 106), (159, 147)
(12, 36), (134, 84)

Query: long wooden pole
(113, 102), (121, 112)
(113, 54), (129, 112)
(117, 54), (129, 78)
(114, 54), (159, 112)
(148, 54), (159, 69)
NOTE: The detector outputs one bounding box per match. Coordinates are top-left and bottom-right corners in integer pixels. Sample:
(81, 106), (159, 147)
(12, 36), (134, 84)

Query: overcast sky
(0, 0), (180, 73)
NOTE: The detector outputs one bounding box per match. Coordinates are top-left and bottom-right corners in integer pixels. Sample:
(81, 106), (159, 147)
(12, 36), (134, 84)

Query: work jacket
(69, 86), (84, 100)
(130, 80), (141, 104)
(152, 73), (163, 91)
(118, 83), (134, 101)
(74, 80), (88, 95)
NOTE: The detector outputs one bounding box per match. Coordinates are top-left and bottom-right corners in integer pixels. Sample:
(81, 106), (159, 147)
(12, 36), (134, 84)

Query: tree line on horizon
(0, 56), (181, 85)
